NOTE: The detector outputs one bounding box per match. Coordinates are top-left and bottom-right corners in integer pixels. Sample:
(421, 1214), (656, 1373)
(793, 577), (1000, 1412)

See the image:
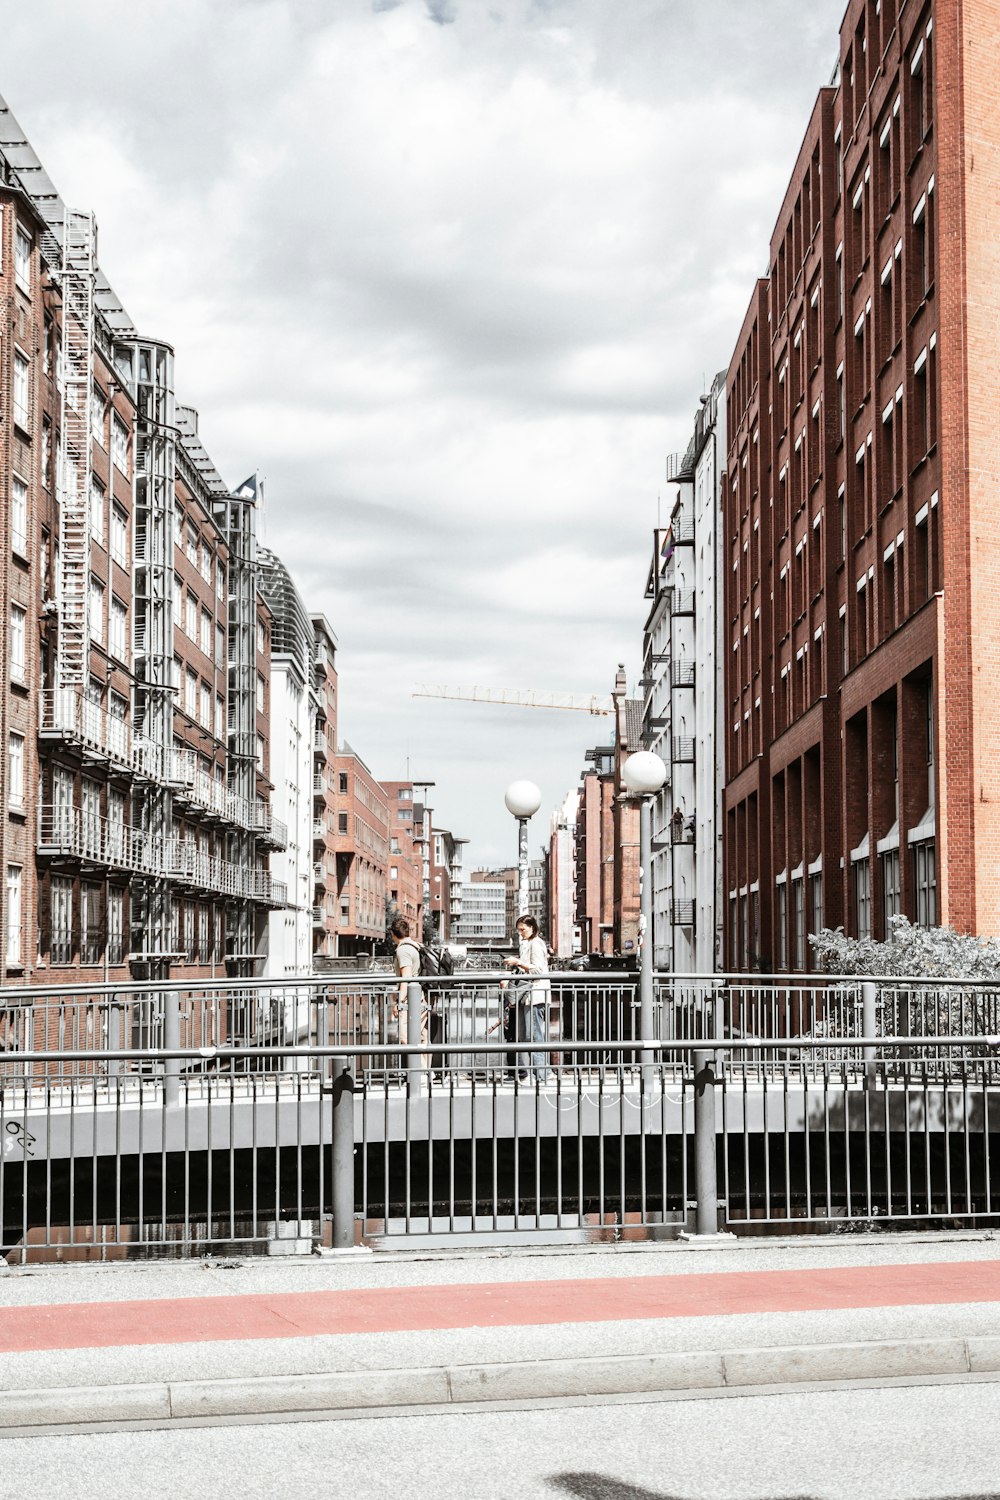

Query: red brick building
(331, 746), (388, 954)
(575, 752), (615, 955)
(723, 0), (1000, 970)
(1, 104), (285, 988)
(381, 780), (424, 939)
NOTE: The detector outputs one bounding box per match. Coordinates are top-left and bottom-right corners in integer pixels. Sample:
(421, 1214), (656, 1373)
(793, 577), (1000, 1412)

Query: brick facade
(723, 0), (1000, 970)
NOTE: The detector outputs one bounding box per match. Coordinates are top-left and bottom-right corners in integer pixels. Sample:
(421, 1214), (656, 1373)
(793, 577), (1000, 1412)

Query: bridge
(2, 972), (999, 1259)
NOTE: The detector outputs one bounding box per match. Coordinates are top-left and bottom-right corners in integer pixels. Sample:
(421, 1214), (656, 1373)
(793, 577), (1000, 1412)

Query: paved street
(1, 1380), (999, 1500)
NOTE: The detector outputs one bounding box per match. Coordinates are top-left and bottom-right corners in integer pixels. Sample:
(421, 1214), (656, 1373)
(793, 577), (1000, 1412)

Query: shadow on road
(547, 1481), (1000, 1500)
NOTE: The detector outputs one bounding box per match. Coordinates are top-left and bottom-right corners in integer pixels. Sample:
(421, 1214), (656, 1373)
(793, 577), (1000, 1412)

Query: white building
(549, 791), (580, 957)
(456, 881), (506, 944)
(258, 550), (316, 979)
(642, 374), (726, 973)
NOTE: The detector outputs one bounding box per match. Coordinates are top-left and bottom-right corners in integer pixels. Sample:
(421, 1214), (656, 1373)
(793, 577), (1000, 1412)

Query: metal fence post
(693, 1048), (719, 1235)
(862, 980), (877, 1083)
(163, 988), (180, 1109)
(331, 1053), (355, 1249)
(406, 979), (422, 1082)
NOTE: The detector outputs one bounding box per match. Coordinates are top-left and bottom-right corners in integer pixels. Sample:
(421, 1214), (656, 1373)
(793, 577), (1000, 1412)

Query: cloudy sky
(6, 0), (845, 866)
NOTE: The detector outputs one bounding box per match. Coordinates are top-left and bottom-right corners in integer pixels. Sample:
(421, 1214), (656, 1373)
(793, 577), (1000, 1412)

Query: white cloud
(3, 0), (846, 860)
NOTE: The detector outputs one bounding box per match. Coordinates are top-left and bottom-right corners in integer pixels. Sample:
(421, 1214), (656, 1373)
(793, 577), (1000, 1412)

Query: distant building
(526, 857), (548, 937)
(456, 880), (506, 944)
(429, 826), (465, 942)
(575, 748), (615, 955)
(331, 745), (389, 955)
(548, 791), (579, 956)
(643, 375), (726, 973)
(258, 549), (316, 975)
(381, 780), (424, 938)
(469, 865), (517, 939)
(310, 615), (339, 962)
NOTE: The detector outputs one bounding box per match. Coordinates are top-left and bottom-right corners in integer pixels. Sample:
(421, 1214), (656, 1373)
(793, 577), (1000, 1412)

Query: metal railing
(3, 973), (1000, 1260)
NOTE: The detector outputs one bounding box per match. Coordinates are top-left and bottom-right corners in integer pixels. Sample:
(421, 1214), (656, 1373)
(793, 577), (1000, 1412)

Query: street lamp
(505, 779), (542, 923)
(622, 751), (668, 1082)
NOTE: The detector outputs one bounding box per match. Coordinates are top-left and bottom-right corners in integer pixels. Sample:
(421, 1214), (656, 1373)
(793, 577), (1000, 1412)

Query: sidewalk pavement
(1, 1232), (999, 1433)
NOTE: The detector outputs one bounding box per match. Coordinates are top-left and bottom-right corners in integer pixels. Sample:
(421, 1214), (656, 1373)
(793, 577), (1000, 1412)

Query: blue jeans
(521, 1002), (552, 1082)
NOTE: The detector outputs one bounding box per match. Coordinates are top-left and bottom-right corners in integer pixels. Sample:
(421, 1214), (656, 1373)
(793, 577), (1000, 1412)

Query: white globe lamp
(621, 752), (667, 797)
(504, 780), (542, 819)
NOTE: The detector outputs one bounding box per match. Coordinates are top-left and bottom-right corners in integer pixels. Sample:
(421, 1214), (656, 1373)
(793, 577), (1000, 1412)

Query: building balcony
(668, 587), (695, 616)
(313, 861), (328, 890)
(37, 806), (157, 875)
(671, 660), (696, 689)
(671, 900), (695, 927)
(672, 736), (695, 763)
(312, 905), (325, 928)
(38, 689), (160, 779)
(670, 512), (694, 545)
(249, 799), (288, 850)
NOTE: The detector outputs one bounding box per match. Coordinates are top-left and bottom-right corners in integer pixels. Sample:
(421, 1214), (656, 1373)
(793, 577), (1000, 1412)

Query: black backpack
(418, 944), (455, 978)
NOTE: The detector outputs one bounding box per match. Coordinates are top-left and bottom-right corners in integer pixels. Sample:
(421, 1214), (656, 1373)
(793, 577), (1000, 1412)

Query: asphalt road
(1, 1380), (999, 1500)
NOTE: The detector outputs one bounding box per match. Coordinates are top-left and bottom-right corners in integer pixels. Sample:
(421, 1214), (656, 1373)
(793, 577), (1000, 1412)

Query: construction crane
(412, 685), (614, 715)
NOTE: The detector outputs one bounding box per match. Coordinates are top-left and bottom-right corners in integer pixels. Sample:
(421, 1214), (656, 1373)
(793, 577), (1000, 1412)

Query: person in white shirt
(503, 914), (552, 1082)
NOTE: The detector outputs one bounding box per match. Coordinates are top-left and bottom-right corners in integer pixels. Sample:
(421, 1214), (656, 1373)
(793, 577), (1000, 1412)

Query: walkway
(2, 1235), (999, 1432)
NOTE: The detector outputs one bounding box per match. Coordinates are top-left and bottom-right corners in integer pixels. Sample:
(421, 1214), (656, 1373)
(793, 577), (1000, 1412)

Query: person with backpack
(389, 916), (424, 1073)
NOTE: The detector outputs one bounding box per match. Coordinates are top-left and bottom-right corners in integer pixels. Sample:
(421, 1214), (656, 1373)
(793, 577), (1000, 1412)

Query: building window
(200, 680), (211, 730)
(256, 732), (265, 770)
(809, 872), (823, 938)
(338, 813), (348, 834)
(915, 841), (937, 927)
(215, 695), (225, 739)
(792, 877), (805, 970)
(81, 882), (103, 965)
(186, 524), (198, 565)
(91, 387), (105, 447)
(89, 578), (104, 645)
(51, 876), (74, 964)
(107, 888), (125, 965)
(111, 414), (129, 473)
(8, 732), (25, 812)
(200, 607), (213, 657)
(10, 604), (26, 683)
(881, 849), (901, 932)
(109, 597), (128, 662)
(185, 592), (198, 640)
(256, 672), (265, 714)
(776, 882), (788, 970)
(6, 865), (22, 967)
(216, 624), (226, 668)
(111, 506), (128, 568)
(13, 349), (30, 430)
(42, 419), (52, 491)
(10, 474), (28, 557)
(855, 859), (872, 939)
(90, 478), (105, 546)
(172, 577), (182, 628)
(14, 224), (32, 293)
(200, 542), (212, 584)
(339, 772), (349, 794)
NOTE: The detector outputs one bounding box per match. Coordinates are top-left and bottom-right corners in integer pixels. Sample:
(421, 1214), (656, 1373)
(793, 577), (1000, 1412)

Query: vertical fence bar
(163, 987), (181, 1110)
(693, 1048), (719, 1235)
(862, 981), (877, 1083)
(330, 1054), (355, 1249)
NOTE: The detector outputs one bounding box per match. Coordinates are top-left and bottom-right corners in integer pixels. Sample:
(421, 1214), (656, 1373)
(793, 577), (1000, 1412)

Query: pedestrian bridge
(2, 972), (999, 1259)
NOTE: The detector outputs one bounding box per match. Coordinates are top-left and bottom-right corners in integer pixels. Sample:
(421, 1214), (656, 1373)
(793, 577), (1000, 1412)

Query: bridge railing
(3, 1027), (1000, 1263)
(3, 973), (1000, 1088)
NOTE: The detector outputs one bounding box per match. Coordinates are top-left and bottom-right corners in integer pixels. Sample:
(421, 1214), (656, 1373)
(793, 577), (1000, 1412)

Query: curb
(3, 1333), (1000, 1433)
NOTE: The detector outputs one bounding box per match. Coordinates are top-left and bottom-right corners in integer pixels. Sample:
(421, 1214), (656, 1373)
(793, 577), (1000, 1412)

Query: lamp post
(504, 780), (542, 924)
(621, 750), (668, 1084)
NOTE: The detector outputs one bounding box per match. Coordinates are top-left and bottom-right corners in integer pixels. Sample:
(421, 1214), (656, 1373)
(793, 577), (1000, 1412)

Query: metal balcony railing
(671, 900), (696, 926)
(38, 689), (159, 778)
(672, 737), (695, 763)
(312, 906), (325, 927)
(668, 587), (696, 615)
(671, 661), (696, 689)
